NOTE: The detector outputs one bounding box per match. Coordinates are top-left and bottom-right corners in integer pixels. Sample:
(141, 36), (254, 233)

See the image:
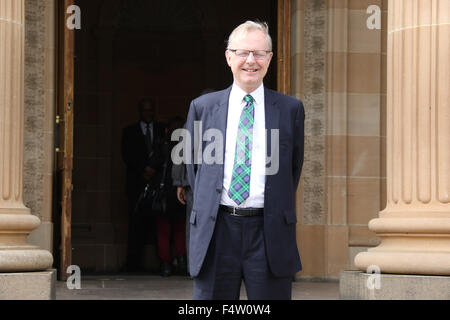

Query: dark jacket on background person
(121, 121), (165, 204)
(156, 139), (186, 218)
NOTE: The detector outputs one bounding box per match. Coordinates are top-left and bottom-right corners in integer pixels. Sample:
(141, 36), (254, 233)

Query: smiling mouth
(243, 68), (258, 73)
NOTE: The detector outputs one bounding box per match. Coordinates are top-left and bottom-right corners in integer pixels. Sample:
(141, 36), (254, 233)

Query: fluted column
(0, 0), (53, 271)
(355, 0), (450, 275)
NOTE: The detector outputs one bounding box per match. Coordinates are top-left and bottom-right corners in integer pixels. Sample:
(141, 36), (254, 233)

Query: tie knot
(244, 95), (254, 104)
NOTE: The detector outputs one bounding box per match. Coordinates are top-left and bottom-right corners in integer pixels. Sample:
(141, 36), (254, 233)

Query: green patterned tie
(228, 94), (255, 205)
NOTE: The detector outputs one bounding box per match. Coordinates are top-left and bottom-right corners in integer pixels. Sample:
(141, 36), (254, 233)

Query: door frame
(277, 0), (291, 94)
(56, 0), (74, 281)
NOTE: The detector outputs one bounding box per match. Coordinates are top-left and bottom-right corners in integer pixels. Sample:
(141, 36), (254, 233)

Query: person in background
(121, 98), (164, 272)
(172, 157), (192, 276)
(155, 116), (188, 277)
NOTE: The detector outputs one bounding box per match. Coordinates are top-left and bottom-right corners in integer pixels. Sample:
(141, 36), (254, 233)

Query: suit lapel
(212, 86), (232, 185)
(213, 86), (232, 156)
(264, 87), (279, 158)
(135, 122), (146, 148)
(264, 88), (280, 191)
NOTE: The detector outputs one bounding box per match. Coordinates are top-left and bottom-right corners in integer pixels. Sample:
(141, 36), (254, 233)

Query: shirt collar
(230, 82), (264, 106)
(140, 121), (153, 130)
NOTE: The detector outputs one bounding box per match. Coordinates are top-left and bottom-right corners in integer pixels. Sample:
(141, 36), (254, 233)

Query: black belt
(219, 205), (264, 217)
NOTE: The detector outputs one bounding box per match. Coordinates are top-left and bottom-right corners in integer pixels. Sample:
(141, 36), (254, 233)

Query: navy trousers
(193, 209), (292, 300)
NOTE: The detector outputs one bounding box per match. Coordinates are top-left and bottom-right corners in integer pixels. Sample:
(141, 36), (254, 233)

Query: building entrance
(64, 0), (278, 274)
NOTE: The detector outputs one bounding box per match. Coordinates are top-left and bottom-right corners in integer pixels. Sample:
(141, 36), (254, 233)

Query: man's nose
(245, 52), (256, 63)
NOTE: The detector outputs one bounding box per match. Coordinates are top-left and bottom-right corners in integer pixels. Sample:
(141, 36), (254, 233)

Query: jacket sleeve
(171, 163), (189, 187)
(292, 101), (305, 191)
(185, 100), (198, 192)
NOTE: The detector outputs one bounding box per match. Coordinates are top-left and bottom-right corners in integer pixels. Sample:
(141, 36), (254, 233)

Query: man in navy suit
(121, 98), (164, 272)
(185, 21), (305, 299)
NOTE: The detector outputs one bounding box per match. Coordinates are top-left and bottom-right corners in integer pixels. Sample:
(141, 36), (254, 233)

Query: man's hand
(143, 166), (155, 181)
(177, 187), (186, 205)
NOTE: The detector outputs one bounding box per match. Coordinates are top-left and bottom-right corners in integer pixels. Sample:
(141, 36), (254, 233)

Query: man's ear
(225, 50), (232, 67)
(267, 51), (274, 66)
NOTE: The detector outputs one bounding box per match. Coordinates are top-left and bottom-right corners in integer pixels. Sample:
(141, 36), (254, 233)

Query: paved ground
(56, 275), (340, 300)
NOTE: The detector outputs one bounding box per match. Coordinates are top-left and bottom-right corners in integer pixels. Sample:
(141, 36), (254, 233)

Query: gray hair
(226, 20), (272, 51)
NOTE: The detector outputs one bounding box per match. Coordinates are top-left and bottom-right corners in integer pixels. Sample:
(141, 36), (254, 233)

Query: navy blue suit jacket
(186, 86), (305, 278)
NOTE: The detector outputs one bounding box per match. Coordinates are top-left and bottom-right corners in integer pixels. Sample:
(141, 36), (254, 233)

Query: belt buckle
(230, 207), (240, 216)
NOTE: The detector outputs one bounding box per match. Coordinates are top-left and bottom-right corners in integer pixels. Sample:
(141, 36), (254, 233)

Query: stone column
(0, 0), (53, 272)
(355, 0), (450, 275)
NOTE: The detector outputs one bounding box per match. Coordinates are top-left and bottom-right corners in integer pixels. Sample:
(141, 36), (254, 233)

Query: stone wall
(291, 0), (387, 279)
(24, 0), (56, 253)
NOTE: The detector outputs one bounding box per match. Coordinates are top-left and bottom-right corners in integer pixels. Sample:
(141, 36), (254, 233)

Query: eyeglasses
(229, 49), (272, 60)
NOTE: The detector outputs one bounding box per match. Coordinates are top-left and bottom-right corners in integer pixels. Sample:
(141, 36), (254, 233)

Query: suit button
(216, 188), (221, 193)
(211, 216), (216, 221)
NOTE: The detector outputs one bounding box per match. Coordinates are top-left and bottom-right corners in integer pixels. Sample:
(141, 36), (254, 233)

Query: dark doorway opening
(71, 0), (277, 274)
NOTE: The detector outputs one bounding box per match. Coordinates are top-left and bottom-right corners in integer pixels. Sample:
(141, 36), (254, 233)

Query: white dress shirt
(220, 83), (266, 208)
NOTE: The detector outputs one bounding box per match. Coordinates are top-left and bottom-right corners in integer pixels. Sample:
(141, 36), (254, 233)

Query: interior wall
(71, 0), (277, 273)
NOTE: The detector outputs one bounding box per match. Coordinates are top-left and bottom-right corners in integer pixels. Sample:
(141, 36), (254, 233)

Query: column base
(0, 269), (56, 300)
(355, 250), (450, 276)
(0, 249), (53, 272)
(340, 270), (450, 299)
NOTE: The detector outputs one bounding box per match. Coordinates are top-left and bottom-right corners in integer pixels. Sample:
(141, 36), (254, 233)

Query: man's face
(140, 103), (155, 124)
(225, 30), (273, 93)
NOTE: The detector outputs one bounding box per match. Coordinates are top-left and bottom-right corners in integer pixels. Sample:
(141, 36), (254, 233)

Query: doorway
(67, 0), (278, 274)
